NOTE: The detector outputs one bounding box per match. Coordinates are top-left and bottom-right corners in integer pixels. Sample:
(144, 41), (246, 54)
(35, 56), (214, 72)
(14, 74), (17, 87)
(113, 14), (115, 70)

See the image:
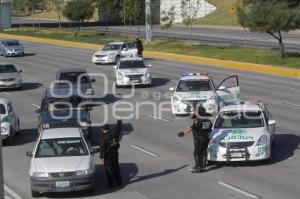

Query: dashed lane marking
(148, 114), (172, 122)
(217, 181), (261, 199)
(3, 92), (12, 96)
(130, 145), (160, 157)
(285, 102), (300, 107)
(4, 184), (23, 199)
(31, 104), (40, 109)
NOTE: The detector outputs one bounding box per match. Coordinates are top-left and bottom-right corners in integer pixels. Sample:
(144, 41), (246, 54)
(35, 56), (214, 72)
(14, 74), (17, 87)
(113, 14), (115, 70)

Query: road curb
(1, 33), (300, 78)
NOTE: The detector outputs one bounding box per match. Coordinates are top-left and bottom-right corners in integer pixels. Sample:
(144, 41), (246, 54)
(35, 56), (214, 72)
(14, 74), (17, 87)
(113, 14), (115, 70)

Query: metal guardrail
(0, 0), (13, 3)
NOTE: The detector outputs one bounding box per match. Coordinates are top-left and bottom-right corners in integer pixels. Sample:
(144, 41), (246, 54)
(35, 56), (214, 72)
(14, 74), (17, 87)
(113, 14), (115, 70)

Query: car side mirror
(113, 65), (117, 70)
(148, 64), (152, 68)
(91, 147), (100, 154)
(169, 87), (175, 91)
(91, 79), (96, 83)
(35, 109), (41, 114)
(218, 86), (226, 90)
(268, 120), (276, 125)
(26, 151), (33, 157)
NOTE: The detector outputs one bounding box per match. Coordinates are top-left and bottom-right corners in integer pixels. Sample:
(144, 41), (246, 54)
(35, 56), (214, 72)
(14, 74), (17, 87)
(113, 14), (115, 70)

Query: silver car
(0, 98), (21, 146)
(0, 39), (25, 57)
(0, 63), (22, 90)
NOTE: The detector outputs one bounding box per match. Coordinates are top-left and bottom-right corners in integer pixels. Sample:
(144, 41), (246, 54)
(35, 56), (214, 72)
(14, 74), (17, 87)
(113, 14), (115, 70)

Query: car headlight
(0, 127), (6, 134)
(257, 135), (268, 146)
(145, 71), (151, 78)
(76, 169), (94, 176)
(117, 72), (123, 79)
(33, 172), (49, 178)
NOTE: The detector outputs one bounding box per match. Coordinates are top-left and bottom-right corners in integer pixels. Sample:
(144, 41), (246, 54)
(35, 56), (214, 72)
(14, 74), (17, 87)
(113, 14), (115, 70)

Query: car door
(7, 103), (17, 133)
(120, 43), (128, 57)
(263, 105), (275, 142)
(216, 75), (240, 107)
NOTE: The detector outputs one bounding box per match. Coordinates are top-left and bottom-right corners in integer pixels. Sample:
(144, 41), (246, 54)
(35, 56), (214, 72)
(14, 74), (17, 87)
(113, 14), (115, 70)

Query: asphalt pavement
(0, 40), (300, 199)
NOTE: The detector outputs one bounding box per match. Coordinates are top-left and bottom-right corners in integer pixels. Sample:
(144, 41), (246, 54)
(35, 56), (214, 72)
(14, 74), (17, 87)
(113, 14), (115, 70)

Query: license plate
(230, 152), (243, 158)
(56, 181), (70, 188)
(131, 80), (140, 83)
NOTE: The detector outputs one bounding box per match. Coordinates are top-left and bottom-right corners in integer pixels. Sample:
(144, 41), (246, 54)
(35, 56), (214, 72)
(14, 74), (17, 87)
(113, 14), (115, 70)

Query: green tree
(237, 0), (300, 58)
(51, 0), (65, 28)
(63, 0), (95, 37)
(160, 6), (175, 41)
(181, 0), (201, 47)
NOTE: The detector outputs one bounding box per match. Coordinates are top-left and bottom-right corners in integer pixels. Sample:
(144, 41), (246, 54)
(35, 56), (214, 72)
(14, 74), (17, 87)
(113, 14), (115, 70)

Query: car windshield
(176, 79), (213, 92)
(214, 111), (264, 128)
(102, 44), (122, 51)
(42, 97), (85, 112)
(119, 60), (145, 69)
(5, 41), (20, 46)
(127, 43), (137, 49)
(35, 137), (88, 158)
(0, 104), (6, 114)
(59, 72), (89, 83)
(0, 65), (17, 73)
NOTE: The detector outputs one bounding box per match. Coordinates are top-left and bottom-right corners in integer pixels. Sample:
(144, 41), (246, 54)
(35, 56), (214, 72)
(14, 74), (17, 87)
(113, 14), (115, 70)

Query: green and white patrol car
(207, 101), (276, 162)
(169, 72), (240, 115)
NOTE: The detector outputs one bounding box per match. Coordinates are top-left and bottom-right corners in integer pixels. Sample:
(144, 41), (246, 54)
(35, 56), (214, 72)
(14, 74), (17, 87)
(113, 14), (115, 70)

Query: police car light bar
(180, 72), (209, 77)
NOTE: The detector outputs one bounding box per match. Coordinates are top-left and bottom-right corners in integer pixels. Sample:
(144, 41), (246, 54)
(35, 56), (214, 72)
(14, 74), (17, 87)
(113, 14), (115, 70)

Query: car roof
(108, 42), (124, 45)
(41, 128), (82, 139)
(43, 88), (82, 99)
(57, 68), (87, 75)
(180, 75), (210, 81)
(0, 98), (10, 105)
(120, 57), (144, 62)
(220, 103), (262, 112)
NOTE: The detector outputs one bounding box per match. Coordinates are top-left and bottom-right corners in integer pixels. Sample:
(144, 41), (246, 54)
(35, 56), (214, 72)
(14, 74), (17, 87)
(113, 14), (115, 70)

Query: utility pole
(145, 0), (153, 44)
(0, 124), (4, 199)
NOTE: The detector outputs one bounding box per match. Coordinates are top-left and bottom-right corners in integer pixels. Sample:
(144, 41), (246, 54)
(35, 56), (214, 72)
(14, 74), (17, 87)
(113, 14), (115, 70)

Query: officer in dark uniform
(135, 38), (144, 57)
(99, 120), (123, 188)
(178, 107), (212, 173)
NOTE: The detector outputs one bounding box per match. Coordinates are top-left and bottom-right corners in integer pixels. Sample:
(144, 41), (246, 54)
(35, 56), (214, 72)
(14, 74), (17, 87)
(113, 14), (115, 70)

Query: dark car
(36, 89), (93, 141)
(55, 68), (96, 99)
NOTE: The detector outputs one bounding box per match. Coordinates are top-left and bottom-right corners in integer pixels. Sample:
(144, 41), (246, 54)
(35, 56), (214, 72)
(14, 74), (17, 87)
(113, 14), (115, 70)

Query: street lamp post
(145, 0), (153, 44)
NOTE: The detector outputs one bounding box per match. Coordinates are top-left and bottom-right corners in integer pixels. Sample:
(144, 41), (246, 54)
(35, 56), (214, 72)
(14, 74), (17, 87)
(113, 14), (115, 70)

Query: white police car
(207, 101), (276, 162)
(113, 57), (152, 87)
(169, 72), (240, 115)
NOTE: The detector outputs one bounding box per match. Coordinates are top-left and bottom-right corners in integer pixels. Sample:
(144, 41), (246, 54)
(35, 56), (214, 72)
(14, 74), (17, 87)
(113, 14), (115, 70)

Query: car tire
(16, 120), (21, 136)
(31, 190), (40, 198)
(6, 128), (14, 146)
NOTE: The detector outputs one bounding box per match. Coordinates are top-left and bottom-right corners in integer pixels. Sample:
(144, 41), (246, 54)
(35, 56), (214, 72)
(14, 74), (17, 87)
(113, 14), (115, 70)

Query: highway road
(12, 17), (300, 52)
(0, 40), (300, 199)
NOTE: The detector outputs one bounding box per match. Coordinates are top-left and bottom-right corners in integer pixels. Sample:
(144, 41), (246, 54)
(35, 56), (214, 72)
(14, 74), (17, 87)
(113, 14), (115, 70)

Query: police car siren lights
(180, 72), (209, 77)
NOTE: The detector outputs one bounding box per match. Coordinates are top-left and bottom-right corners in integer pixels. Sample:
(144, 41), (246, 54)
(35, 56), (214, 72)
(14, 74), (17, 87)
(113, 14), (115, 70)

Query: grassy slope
(195, 0), (239, 26)
(2, 28), (300, 69)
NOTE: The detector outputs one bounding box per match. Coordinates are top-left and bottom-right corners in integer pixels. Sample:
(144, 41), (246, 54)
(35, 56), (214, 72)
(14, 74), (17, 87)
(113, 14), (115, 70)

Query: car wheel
(31, 190), (40, 198)
(16, 120), (21, 136)
(6, 128), (14, 146)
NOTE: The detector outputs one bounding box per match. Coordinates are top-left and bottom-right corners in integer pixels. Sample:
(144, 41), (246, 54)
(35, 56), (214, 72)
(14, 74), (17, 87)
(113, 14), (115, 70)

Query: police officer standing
(178, 107), (212, 173)
(99, 120), (123, 188)
(135, 38), (144, 57)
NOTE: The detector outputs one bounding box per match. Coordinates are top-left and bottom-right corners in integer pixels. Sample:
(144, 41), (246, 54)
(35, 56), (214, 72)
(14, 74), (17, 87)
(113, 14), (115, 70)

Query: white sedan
(0, 98), (20, 145)
(26, 128), (98, 197)
(114, 57), (152, 87)
(207, 101), (276, 163)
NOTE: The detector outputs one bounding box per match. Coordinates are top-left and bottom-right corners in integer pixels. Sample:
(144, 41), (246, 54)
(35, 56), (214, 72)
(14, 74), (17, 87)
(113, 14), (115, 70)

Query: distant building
(160, 0), (216, 23)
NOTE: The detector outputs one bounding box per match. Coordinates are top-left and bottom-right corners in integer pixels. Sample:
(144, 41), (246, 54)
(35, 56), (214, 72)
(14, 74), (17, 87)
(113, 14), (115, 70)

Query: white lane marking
(31, 104), (40, 109)
(285, 102), (300, 107)
(148, 114), (171, 122)
(218, 181), (260, 199)
(4, 184), (23, 199)
(3, 92), (12, 96)
(130, 145), (160, 157)
(268, 84), (299, 91)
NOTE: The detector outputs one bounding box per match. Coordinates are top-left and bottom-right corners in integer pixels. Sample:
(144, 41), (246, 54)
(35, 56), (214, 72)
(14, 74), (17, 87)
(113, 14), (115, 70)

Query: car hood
(34, 156), (91, 173)
(40, 110), (89, 123)
(174, 91), (214, 101)
(118, 68), (148, 75)
(0, 73), (19, 79)
(211, 128), (266, 143)
(94, 50), (118, 56)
